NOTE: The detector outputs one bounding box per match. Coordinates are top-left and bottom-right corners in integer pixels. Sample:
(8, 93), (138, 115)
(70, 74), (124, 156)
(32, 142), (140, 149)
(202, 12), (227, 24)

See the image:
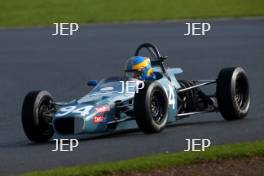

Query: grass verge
(23, 140), (264, 176)
(0, 0), (264, 27)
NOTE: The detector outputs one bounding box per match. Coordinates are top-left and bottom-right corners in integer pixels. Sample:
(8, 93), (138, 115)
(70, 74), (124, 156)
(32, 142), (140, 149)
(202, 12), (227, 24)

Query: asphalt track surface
(0, 19), (263, 175)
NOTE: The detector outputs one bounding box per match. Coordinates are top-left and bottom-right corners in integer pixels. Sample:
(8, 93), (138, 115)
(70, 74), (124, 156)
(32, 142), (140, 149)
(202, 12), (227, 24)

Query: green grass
(0, 0), (264, 27)
(22, 140), (264, 176)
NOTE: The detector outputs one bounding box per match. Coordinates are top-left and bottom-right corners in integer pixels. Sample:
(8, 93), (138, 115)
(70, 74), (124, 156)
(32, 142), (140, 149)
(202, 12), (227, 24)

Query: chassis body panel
(53, 66), (182, 135)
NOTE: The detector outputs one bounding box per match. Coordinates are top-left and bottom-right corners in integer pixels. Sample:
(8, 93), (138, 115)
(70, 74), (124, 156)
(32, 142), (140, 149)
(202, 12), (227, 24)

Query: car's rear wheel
(22, 90), (54, 142)
(216, 67), (250, 120)
(134, 81), (168, 133)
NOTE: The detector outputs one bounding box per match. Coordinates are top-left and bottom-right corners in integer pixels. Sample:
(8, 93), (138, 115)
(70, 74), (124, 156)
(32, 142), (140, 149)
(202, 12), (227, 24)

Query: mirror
(87, 80), (98, 86)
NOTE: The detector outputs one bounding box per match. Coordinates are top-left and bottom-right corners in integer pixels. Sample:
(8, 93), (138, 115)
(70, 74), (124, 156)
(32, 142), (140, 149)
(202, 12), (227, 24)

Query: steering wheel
(134, 43), (168, 74)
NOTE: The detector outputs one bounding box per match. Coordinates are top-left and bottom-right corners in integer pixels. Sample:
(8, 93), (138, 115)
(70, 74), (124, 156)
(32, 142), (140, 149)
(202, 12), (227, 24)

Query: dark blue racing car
(22, 43), (250, 142)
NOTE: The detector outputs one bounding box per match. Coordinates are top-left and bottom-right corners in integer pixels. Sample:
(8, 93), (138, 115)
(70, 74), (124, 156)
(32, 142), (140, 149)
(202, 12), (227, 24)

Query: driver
(125, 56), (156, 81)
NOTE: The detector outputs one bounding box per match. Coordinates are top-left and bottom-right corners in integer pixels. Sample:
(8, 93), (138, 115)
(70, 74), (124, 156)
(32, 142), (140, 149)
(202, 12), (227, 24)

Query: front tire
(216, 67), (250, 120)
(22, 91), (54, 142)
(134, 81), (168, 133)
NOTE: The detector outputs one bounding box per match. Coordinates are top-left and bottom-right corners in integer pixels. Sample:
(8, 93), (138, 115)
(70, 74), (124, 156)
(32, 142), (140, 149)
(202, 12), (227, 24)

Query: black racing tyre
(216, 67), (250, 120)
(22, 90), (54, 142)
(134, 81), (168, 133)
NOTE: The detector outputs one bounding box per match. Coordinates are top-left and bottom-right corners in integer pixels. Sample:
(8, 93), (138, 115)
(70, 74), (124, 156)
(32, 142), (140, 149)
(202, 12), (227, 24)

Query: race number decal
(56, 105), (93, 117)
(168, 85), (176, 109)
(72, 106), (93, 116)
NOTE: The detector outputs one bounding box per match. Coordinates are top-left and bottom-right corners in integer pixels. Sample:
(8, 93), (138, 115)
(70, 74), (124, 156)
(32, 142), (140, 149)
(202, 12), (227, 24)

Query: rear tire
(216, 67), (250, 120)
(134, 81), (168, 133)
(22, 91), (54, 142)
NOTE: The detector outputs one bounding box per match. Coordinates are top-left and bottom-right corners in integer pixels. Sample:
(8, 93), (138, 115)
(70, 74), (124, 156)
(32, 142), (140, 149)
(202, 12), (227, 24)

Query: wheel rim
(234, 74), (249, 110)
(38, 98), (54, 135)
(150, 90), (165, 124)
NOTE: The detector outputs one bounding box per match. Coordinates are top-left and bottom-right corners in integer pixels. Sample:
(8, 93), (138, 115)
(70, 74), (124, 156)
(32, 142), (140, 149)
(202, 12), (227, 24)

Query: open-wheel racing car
(22, 43), (250, 142)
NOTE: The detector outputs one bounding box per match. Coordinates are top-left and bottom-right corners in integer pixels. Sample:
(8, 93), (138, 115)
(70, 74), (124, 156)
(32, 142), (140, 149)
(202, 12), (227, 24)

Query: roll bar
(134, 43), (168, 74)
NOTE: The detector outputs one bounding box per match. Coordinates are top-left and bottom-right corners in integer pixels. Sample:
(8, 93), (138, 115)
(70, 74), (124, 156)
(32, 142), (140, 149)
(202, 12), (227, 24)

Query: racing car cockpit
(125, 43), (168, 81)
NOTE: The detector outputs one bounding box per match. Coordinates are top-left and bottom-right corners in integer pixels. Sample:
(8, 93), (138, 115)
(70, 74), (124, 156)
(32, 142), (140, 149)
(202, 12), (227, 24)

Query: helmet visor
(125, 70), (143, 79)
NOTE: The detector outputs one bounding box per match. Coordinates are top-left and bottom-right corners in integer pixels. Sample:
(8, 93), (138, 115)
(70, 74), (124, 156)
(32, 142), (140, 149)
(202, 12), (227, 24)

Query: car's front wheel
(22, 90), (55, 142)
